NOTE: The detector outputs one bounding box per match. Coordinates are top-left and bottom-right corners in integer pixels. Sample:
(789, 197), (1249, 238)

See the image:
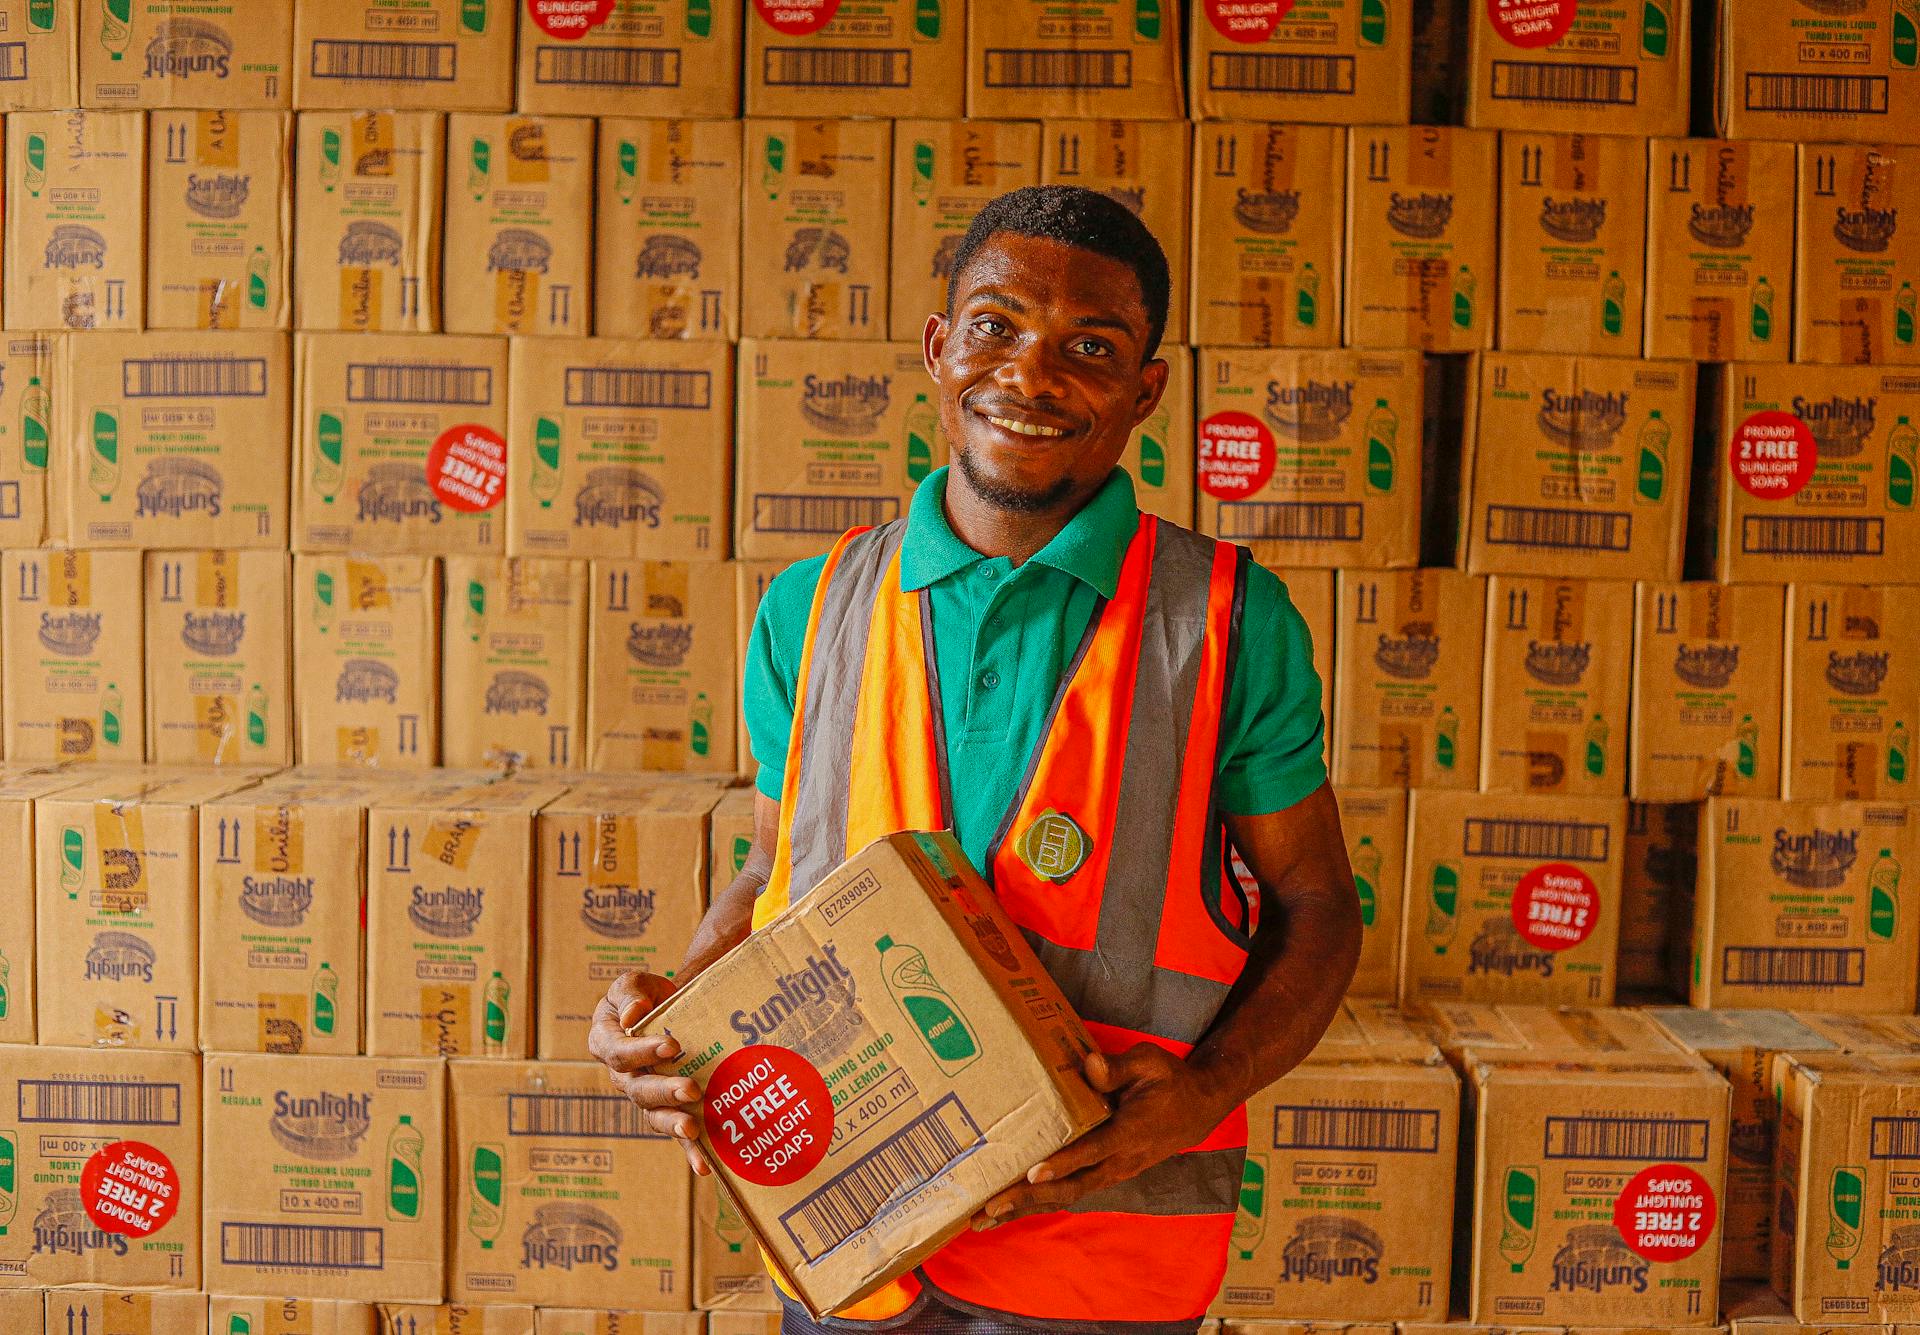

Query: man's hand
(587, 971), (712, 1176)
(973, 1043), (1232, 1228)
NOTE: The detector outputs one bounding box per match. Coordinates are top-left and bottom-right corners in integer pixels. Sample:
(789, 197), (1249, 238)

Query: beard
(953, 442), (1077, 513)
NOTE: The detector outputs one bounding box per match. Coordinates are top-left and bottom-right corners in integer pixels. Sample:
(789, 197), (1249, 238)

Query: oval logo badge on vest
(1017, 810), (1091, 884)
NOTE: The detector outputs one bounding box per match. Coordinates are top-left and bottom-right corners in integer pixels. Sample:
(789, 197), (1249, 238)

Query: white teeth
(984, 414), (1066, 438)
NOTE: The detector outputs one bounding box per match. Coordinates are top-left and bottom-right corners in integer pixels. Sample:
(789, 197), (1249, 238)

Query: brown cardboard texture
(697, 1170), (779, 1311)
(0, 768), (86, 1046)
(1716, 0), (1920, 143)
(1692, 796), (1918, 1015)
(518, 1), (740, 119)
(745, 0), (963, 118)
(1644, 139), (1794, 364)
(209, 1296), (379, 1335)
(710, 785), (758, 907)
(1400, 789), (1626, 1008)
(1783, 584), (1919, 803)
(1620, 801), (1697, 995)
(966, 0), (1181, 119)
(635, 829), (1108, 1318)
(540, 1311), (707, 1335)
(143, 550), (292, 766)
(1268, 566), (1333, 767)
(0, 1292), (36, 1335)
(586, 559), (735, 773)
(292, 554), (442, 770)
(507, 336), (733, 562)
(293, 0), (511, 110)
(450, 1059), (692, 1307)
(1191, 122), (1344, 351)
(734, 339), (940, 561)
(379, 1305), (536, 1335)
(1795, 145), (1920, 367)
(146, 110), (292, 330)
(43, 1291), (205, 1333)
(81, 0), (290, 107)
(443, 115), (594, 337)
(3, 548), (145, 763)
(1127, 346), (1191, 527)
(6, 110), (144, 331)
(1337, 786), (1408, 998)
(1632, 582), (1785, 803)
(1197, 348), (1421, 568)
(595, 117), (741, 343)
(1413, 1001), (1682, 1064)
(734, 561), (785, 772)
(1331, 568), (1485, 789)
(0, 334), (54, 548)
(202, 1052), (444, 1303)
(1190, 0), (1409, 123)
(0, 1044), (200, 1289)
(1465, 0), (1689, 137)
(1042, 120), (1188, 347)
(1463, 352), (1693, 582)
(1344, 127), (1496, 353)
(441, 556), (588, 770)
(292, 112), (443, 334)
(0, 0), (76, 112)
(741, 120), (891, 342)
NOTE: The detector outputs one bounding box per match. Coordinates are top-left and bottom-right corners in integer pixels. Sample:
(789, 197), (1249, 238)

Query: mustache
(964, 394), (1079, 430)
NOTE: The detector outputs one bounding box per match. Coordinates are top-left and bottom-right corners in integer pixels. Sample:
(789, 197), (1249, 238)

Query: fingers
(1083, 1042), (1174, 1094)
(976, 1162), (1127, 1228)
(589, 1017), (685, 1075)
(1026, 1120), (1124, 1184)
(605, 970), (677, 1033)
(603, 1066), (702, 1115)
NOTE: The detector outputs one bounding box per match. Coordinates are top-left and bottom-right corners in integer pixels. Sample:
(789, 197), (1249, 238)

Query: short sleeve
(741, 555), (829, 802)
(1215, 563), (1329, 816)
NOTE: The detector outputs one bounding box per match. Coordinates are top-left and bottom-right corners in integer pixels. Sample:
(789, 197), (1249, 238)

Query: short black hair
(945, 184), (1170, 362)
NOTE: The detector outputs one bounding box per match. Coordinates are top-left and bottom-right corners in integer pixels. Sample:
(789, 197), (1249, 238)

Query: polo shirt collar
(898, 465), (1140, 599)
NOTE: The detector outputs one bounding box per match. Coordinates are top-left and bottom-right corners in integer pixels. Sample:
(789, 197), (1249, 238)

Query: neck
(942, 467), (1101, 566)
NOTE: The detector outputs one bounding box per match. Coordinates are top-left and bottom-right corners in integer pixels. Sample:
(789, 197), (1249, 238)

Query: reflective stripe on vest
(759, 514), (1252, 1326)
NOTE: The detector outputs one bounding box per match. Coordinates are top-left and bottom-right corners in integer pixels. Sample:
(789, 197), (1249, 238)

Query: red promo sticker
(1511, 862), (1598, 951)
(80, 1141), (180, 1238)
(426, 424), (507, 514)
(753, 0), (842, 35)
(1613, 1163), (1717, 1263)
(704, 1047), (832, 1187)
(1731, 410), (1817, 501)
(1204, 0), (1295, 42)
(526, 0), (616, 38)
(1485, 0), (1575, 48)
(1198, 411), (1277, 500)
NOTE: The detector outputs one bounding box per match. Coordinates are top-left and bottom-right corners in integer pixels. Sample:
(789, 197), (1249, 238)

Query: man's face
(924, 232), (1168, 514)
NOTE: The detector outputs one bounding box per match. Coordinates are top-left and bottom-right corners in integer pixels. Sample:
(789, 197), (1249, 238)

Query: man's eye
(1072, 339), (1112, 357)
(974, 316), (1008, 336)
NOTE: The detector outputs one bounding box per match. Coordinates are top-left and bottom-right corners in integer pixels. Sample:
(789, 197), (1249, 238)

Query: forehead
(952, 232), (1148, 328)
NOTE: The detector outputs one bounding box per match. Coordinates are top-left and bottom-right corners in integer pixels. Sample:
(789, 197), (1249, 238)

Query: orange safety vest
(754, 513), (1257, 1328)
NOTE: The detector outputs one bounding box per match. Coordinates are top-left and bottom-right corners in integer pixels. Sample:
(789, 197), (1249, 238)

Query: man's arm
(979, 781), (1360, 1225)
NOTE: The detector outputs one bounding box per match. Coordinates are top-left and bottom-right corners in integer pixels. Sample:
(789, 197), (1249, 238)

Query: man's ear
(1132, 356), (1171, 427)
(923, 311), (949, 378)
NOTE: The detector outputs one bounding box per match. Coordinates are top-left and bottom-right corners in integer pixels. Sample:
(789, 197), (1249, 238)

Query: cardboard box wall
(0, 1044), (200, 1288)
(595, 117), (741, 343)
(201, 1052), (444, 1303)
(695, 1171), (778, 1311)
(1331, 568), (1485, 789)
(1783, 583), (1919, 803)
(506, 336), (734, 562)
(745, 0), (963, 119)
(292, 554), (442, 770)
(517, 0), (741, 119)
(82, 0), (289, 107)
(1792, 1010), (1920, 1055)
(586, 559), (735, 773)
(1632, 582), (1785, 803)
(540, 1313), (707, 1335)
(146, 110), (292, 330)
(44, 1291), (205, 1333)
(1197, 348), (1422, 569)
(1336, 786), (1407, 998)
(1465, 0), (1689, 137)
(0, 334), (56, 548)
(1620, 800), (1697, 994)
(3, 548), (145, 762)
(0, 0), (76, 112)
(292, 0), (512, 111)
(0, 768), (82, 1045)
(705, 1313), (780, 1335)
(0, 1291), (35, 1334)
(1042, 119), (1188, 347)
(1413, 1000), (1682, 1064)
(443, 114), (594, 338)
(143, 549), (292, 766)
(381, 1306), (536, 1335)
(293, 112), (443, 334)
(1691, 796), (1917, 1015)
(733, 561), (784, 773)
(1796, 145), (1920, 367)
(209, 1295), (380, 1334)
(708, 782), (756, 905)
(441, 556), (588, 770)
(1128, 346), (1191, 527)
(1269, 566), (1334, 768)
(1644, 138), (1794, 364)
(741, 119), (891, 342)
(1190, 122), (1344, 351)
(967, 0), (1181, 119)
(1399, 789), (1626, 1008)
(6, 109), (144, 331)
(1189, 0), (1409, 123)
(1716, 0), (1920, 143)
(1344, 126), (1496, 353)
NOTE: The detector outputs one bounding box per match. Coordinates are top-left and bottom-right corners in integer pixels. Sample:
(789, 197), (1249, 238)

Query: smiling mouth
(980, 412), (1070, 439)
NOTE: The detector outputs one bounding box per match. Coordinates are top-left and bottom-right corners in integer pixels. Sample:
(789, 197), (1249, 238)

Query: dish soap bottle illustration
(532, 416), (564, 508)
(1350, 836), (1380, 928)
(1828, 1164), (1865, 1270)
(715, 1185), (751, 1254)
(1232, 1153), (1267, 1261)
(312, 569), (336, 635)
(1890, 719), (1910, 786)
(247, 245), (270, 312)
(1501, 1165), (1539, 1273)
(1751, 276), (1774, 343)
(483, 971), (509, 1055)
(1435, 705), (1459, 772)
(312, 412), (344, 504)
(0, 1129), (16, 1237)
(1137, 407), (1169, 489)
(387, 1114), (423, 1221)
(1451, 264), (1476, 331)
(877, 934), (979, 1075)
(1898, 281), (1916, 347)
(89, 409), (119, 501)
(1870, 848), (1901, 943)
(1602, 271), (1627, 337)
(1888, 415), (1916, 511)
(1584, 713), (1609, 778)
(101, 682), (123, 751)
(311, 961), (338, 1037)
(21, 375), (49, 472)
(101, 0), (130, 60)
(246, 683), (268, 750)
(690, 692), (713, 758)
(1426, 861), (1459, 954)
(468, 1143), (504, 1250)
(1636, 410), (1668, 505)
(904, 393), (936, 484)
(1296, 261), (1320, 329)
(1365, 398), (1396, 495)
(1736, 712), (1758, 780)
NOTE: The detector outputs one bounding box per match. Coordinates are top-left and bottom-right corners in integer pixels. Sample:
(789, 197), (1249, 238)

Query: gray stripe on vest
(1024, 932), (1231, 1048)
(1065, 1145), (1246, 1217)
(788, 522), (907, 900)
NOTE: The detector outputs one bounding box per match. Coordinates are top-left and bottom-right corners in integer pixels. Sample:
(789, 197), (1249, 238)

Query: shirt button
(979, 565), (999, 581)
(979, 670), (1000, 690)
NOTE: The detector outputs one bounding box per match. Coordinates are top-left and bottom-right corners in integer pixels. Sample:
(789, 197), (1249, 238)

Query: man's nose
(994, 336), (1068, 399)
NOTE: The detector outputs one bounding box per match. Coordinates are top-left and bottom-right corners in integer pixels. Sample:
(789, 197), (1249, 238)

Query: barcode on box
(1722, 945), (1865, 989)
(754, 493), (900, 535)
(1485, 505), (1631, 553)
(347, 363), (494, 406)
(310, 39), (455, 83)
(1741, 516), (1884, 557)
(1208, 52), (1355, 96)
(0, 42), (26, 82)
(763, 47), (909, 89)
(1491, 60), (1638, 106)
(1217, 501), (1364, 544)
(1463, 817), (1611, 863)
(1271, 1105), (1441, 1153)
(18, 1079), (181, 1125)
(983, 48), (1130, 89)
(123, 356), (268, 398)
(781, 1094), (981, 1263)
(566, 367), (711, 411)
(1745, 73), (1888, 116)
(1872, 1117), (1920, 1159)
(1545, 1115), (1709, 1161)
(508, 1092), (658, 1139)
(535, 45), (680, 88)
(221, 1222), (384, 1270)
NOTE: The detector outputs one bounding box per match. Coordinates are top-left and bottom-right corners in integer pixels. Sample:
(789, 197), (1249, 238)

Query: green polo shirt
(742, 467), (1327, 874)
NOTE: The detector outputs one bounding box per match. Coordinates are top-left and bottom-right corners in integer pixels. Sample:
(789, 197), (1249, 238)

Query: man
(590, 186), (1361, 1334)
